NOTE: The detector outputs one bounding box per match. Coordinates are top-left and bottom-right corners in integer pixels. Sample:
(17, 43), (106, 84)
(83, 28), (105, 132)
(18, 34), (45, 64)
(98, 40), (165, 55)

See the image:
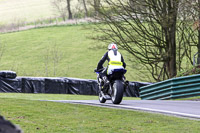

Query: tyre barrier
(0, 70), (16, 79)
(0, 71), (151, 97)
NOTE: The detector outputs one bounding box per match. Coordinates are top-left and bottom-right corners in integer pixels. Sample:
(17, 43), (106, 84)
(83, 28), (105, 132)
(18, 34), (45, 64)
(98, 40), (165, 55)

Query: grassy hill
(0, 25), (146, 81)
(0, 0), (85, 25)
(0, 0), (53, 24)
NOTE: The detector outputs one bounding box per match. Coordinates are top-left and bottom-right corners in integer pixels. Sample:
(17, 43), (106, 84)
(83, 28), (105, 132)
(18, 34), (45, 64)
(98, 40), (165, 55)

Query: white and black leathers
(97, 49), (126, 75)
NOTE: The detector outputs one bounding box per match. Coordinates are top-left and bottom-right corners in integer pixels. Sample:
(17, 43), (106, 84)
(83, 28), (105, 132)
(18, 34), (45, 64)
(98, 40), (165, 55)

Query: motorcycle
(95, 67), (128, 104)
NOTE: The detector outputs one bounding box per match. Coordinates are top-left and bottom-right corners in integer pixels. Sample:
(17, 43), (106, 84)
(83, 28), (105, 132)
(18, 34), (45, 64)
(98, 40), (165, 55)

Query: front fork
(107, 83), (112, 95)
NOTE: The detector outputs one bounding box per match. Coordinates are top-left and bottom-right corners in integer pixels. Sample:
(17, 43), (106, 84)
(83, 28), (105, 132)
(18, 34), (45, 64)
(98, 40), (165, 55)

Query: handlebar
(94, 68), (105, 73)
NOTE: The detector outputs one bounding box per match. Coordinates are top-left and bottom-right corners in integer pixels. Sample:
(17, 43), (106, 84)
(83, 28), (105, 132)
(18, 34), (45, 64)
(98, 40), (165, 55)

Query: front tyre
(111, 80), (124, 104)
(99, 90), (106, 103)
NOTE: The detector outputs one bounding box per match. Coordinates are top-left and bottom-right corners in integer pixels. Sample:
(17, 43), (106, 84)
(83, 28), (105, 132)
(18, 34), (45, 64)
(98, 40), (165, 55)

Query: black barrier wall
(0, 76), (151, 97)
(0, 77), (22, 93)
(22, 77), (45, 93)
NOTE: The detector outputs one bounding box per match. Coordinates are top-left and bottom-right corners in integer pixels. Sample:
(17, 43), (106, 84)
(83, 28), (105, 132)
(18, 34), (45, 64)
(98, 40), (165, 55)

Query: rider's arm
(97, 52), (108, 70)
(121, 55), (126, 68)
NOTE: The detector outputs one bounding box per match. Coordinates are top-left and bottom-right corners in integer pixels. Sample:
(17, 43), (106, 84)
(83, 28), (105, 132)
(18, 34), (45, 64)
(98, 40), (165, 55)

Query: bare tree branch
(92, 0), (181, 81)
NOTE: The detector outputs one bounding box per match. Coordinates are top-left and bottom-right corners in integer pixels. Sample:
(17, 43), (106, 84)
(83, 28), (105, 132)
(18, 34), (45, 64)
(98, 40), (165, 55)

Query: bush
(176, 65), (200, 77)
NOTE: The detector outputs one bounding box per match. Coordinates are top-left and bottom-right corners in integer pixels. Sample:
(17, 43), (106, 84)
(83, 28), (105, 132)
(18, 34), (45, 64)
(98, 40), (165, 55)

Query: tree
(93, 0), (180, 81)
(82, 0), (89, 17)
(78, 0), (89, 17)
(52, 0), (67, 21)
(193, 0), (200, 64)
(175, 0), (197, 68)
(177, 0), (200, 66)
(66, 0), (72, 19)
(94, 0), (101, 16)
(198, 0), (200, 64)
(52, 0), (73, 20)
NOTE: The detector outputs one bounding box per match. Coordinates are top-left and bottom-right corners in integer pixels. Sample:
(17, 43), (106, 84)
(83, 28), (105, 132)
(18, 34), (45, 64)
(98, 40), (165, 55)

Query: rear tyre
(111, 80), (124, 104)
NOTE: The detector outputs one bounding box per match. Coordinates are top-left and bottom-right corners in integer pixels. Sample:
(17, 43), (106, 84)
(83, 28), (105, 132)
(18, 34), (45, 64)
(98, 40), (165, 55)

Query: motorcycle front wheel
(111, 80), (124, 104)
(99, 90), (106, 103)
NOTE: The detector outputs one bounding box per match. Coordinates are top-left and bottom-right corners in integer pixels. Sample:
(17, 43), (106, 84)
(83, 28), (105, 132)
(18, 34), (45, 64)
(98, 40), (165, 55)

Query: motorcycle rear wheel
(111, 80), (124, 104)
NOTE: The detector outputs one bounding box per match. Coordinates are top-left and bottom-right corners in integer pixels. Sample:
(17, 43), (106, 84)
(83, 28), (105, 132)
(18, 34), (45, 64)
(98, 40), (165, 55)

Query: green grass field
(0, 24), (148, 82)
(0, 25), (99, 79)
(0, 0), (53, 24)
(0, 0), (81, 24)
(1, 93), (200, 133)
(0, 93), (141, 100)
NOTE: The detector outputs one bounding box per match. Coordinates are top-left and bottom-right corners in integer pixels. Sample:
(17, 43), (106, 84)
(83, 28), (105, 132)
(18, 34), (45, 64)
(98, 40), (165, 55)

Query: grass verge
(0, 93), (200, 133)
(0, 93), (140, 100)
(177, 96), (200, 101)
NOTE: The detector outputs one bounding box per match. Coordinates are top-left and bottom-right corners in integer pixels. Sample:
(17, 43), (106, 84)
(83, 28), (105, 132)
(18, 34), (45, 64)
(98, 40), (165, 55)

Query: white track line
(112, 104), (200, 119)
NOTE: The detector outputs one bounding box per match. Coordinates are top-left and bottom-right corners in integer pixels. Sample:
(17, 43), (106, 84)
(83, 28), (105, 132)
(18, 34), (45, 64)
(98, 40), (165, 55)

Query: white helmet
(108, 43), (118, 50)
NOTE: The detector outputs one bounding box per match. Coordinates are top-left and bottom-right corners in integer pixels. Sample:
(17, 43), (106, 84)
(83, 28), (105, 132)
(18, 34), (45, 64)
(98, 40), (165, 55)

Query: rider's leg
(101, 68), (109, 88)
(98, 68), (107, 90)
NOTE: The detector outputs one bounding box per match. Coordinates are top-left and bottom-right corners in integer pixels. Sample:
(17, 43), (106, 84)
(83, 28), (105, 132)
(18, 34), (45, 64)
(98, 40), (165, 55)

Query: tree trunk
(94, 0), (100, 16)
(198, 0), (200, 64)
(165, 0), (178, 78)
(165, 29), (177, 78)
(66, 0), (72, 19)
(82, 0), (88, 17)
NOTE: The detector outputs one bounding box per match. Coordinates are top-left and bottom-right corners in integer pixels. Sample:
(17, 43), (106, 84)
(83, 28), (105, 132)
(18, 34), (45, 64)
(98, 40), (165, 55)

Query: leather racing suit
(97, 49), (126, 77)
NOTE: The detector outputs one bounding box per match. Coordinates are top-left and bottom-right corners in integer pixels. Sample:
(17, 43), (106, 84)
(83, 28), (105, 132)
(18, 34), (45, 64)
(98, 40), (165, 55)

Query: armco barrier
(140, 74), (200, 100)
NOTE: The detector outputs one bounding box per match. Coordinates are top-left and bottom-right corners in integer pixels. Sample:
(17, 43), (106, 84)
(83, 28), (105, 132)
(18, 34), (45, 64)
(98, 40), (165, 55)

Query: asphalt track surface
(47, 100), (200, 120)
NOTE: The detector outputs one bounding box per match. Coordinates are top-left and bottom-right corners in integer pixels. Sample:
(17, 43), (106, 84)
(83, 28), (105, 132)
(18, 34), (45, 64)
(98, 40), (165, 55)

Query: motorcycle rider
(96, 43), (126, 91)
